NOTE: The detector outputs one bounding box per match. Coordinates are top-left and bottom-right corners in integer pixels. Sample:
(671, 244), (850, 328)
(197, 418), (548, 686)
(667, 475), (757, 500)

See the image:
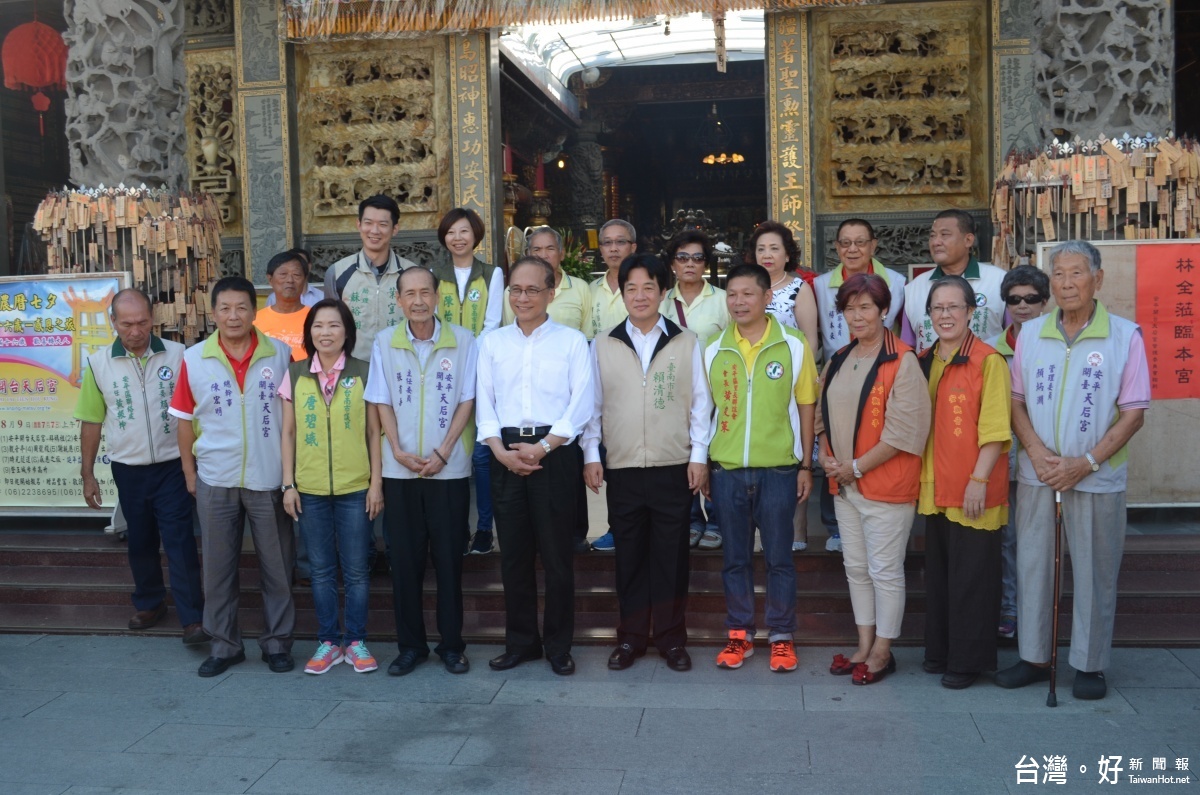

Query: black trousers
(924, 512), (1001, 673)
(491, 442), (578, 657)
(607, 465), (691, 653)
(384, 477), (470, 656)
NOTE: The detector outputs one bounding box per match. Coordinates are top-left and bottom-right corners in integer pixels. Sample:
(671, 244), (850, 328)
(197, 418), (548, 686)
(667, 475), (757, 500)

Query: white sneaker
(825, 536), (842, 553)
(792, 541), (808, 552)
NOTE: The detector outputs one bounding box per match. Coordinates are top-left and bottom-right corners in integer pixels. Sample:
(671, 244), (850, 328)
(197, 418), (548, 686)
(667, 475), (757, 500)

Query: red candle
(535, 153), (545, 190)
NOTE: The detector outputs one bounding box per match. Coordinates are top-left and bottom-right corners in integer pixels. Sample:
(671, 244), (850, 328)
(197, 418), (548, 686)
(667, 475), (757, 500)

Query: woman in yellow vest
(817, 273), (930, 686)
(280, 299), (384, 675)
(916, 275), (1011, 690)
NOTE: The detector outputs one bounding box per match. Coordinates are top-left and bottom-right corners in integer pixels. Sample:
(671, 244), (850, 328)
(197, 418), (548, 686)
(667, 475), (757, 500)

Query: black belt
(500, 425), (553, 445)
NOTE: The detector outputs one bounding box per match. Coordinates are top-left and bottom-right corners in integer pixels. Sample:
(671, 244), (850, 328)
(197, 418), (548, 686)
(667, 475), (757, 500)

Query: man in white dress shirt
(476, 256), (594, 676)
(583, 253), (712, 673)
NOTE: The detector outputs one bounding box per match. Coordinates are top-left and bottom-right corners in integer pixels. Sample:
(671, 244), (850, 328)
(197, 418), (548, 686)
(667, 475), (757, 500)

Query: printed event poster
(0, 273), (128, 512)
(1135, 243), (1200, 401)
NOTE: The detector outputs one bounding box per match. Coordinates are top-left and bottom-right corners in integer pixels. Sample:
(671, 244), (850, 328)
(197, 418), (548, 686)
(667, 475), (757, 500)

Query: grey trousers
(196, 480), (296, 658)
(1015, 484), (1126, 672)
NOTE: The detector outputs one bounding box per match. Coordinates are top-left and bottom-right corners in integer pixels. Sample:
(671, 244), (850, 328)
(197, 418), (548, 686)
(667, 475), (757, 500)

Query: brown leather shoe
(128, 602), (167, 630)
(181, 623), (210, 645)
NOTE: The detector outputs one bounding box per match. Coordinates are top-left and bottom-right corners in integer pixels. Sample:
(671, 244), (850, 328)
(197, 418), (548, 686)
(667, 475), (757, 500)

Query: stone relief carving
(812, 2), (988, 213)
(298, 42), (447, 234)
(569, 138), (605, 229)
(219, 245), (244, 278)
(186, 51), (240, 235)
(64, 0), (187, 189)
(997, 0), (1035, 42)
(821, 223), (934, 271)
(185, 0), (233, 37)
(237, 0), (281, 84)
(997, 53), (1039, 160)
(1034, 0), (1172, 140)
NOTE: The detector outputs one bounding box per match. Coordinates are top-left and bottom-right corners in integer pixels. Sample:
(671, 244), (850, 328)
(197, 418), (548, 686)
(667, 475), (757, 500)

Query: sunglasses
(1005, 294), (1046, 306)
(674, 253), (706, 263)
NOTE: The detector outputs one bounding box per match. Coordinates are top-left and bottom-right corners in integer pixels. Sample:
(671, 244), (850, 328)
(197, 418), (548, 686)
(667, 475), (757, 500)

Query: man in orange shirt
(254, 250), (311, 362)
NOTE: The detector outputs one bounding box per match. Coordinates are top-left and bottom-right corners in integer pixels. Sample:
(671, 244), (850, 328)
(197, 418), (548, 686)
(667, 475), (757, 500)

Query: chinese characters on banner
(1135, 243), (1200, 400)
(0, 274), (124, 509)
(450, 33), (493, 260)
(767, 12), (810, 264)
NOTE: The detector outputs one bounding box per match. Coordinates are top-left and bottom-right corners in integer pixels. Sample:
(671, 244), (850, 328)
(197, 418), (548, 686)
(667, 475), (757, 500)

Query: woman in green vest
(280, 299), (384, 675)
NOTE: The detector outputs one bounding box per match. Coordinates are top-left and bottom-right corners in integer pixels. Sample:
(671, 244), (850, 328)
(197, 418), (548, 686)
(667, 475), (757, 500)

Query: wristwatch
(539, 438), (552, 455)
(852, 459), (863, 479)
(281, 483), (296, 493)
(1084, 452), (1100, 472)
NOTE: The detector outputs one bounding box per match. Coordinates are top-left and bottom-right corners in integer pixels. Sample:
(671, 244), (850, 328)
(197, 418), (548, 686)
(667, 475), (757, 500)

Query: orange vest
(919, 333), (1008, 510)
(820, 332), (922, 504)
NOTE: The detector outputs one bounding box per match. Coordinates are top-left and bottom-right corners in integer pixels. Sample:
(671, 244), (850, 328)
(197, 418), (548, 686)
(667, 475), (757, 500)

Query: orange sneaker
(769, 640), (798, 672)
(715, 630), (754, 669)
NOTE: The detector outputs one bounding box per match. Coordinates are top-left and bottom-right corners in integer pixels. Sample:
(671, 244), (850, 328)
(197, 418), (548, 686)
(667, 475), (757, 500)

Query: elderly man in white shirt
(583, 253), (712, 673)
(476, 256), (594, 676)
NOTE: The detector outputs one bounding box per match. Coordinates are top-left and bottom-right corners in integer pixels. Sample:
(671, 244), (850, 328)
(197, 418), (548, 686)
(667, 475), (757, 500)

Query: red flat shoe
(852, 654), (896, 685)
(829, 653), (862, 676)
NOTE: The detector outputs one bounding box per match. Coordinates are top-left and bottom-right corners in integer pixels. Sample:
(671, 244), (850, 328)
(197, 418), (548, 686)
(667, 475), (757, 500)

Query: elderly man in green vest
(582, 253), (712, 673)
(169, 276), (296, 678)
(323, 194), (418, 359)
(996, 240), (1150, 700)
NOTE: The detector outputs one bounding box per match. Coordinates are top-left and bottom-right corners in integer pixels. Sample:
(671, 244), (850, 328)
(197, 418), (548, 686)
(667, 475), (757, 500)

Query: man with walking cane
(995, 241), (1150, 700)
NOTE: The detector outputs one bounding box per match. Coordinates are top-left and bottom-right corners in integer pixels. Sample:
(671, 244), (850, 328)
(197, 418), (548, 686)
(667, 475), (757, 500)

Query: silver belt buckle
(519, 425), (536, 437)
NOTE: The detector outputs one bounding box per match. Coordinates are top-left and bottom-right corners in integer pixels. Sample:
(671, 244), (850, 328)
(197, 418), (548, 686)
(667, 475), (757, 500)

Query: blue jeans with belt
(298, 490), (372, 645)
(711, 464), (799, 641)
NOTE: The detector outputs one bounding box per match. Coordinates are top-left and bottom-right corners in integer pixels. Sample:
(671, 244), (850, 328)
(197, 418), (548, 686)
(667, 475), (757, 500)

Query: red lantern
(2, 19), (68, 137)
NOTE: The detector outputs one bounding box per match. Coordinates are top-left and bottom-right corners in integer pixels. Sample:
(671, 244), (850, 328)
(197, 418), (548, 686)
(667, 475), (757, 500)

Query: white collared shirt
(475, 316), (593, 442)
(582, 316), (712, 465)
(408, 318), (439, 369)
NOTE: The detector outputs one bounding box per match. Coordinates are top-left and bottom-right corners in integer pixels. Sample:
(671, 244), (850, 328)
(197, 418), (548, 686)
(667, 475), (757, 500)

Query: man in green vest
(703, 263), (818, 673)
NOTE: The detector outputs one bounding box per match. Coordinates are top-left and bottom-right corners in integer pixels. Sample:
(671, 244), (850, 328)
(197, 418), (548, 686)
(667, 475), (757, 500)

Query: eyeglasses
(510, 287), (547, 298)
(836, 238), (873, 248)
(674, 252), (706, 263)
(929, 304), (969, 316)
(600, 239), (632, 248)
(1005, 294), (1045, 306)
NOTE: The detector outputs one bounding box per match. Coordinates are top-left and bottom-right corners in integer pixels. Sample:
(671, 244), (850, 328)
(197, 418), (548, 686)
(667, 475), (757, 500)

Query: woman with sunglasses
(993, 266), (1051, 641)
(661, 231), (730, 550)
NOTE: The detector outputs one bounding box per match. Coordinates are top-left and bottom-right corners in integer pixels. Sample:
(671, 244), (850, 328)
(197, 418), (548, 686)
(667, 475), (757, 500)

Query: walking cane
(1047, 490), (1063, 708)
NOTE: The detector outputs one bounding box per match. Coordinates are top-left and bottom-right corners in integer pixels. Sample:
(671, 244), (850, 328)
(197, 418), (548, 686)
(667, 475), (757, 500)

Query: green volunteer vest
(289, 357), (371, 496)
(432, 255), (496, 337)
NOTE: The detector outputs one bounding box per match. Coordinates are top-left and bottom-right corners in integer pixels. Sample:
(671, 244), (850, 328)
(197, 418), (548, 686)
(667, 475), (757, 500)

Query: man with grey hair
(590, 219), (637, 340)
(74, 289), (206, 644)
(996, 240), (1150, 700)
(502, 226), (593, 336)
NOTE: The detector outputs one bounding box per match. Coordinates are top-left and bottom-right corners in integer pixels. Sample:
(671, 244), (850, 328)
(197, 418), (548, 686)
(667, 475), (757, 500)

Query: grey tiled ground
(0, 635), (1197, 794)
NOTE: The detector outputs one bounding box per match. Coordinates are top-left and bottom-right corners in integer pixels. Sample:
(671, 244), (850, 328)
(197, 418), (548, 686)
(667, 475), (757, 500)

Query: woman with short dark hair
(816, 273), (930, 685)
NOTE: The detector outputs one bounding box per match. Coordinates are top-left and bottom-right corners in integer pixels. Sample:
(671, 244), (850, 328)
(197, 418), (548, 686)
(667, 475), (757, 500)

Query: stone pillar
(63, 0), (187, 189)
(992, 0), (1040, 167)
(765, 11), (812, 267)
(1033, 0), (1173, 141)
(449, 32), (502, 267)
(233, 0), (291, 281)
(569, 122), (605, 232)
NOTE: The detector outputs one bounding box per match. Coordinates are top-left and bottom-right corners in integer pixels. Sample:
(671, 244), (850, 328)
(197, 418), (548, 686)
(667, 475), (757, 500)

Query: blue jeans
(689, 493), (719, 534)
(711, 465), (799, 640)
(473, 442), (493, 533)
(299, 490), (372, 645)
(820, 479), (840, 538)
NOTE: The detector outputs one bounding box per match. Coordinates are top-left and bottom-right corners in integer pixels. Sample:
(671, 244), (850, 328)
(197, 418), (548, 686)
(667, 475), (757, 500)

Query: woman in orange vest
(816, 273), (930, 685)
(917, 275), (1011, 690)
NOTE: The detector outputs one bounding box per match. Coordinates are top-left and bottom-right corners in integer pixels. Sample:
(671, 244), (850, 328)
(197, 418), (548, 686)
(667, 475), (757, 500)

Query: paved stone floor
(0, 633), (1197, 794)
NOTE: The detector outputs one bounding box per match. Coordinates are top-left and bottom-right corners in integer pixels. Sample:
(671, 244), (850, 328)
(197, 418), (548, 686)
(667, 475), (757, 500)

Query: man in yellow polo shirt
(703, 263), (818, 673)
(502, 227), (593, 335)
(588, 219), (637, 340)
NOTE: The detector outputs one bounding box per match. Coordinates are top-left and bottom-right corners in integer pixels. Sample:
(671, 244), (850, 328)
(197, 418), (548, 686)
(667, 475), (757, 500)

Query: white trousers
(834, 488), (915, 639)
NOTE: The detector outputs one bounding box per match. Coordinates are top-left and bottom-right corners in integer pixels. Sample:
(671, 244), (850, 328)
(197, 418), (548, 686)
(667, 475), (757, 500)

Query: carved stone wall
(820, 223), (934, 271)
(185, 0), (233, 37)
(812, 1), (988, 214)
(570, 126), (605, 230)
(296, 40), (450, 234)
(64, 0), (188, 189)
(1034, 0), (1172, 141)
(186, 50), (240, 236)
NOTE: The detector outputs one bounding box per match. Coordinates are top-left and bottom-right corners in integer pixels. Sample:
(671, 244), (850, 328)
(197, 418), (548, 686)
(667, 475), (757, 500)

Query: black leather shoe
(662, 646), (692, 672)
(198, 650), (245, 677)
(573, 539), (592, 554)
(261, 651), (294, 673)
(388, 650), (427, 676)
(442, 651), (470, 675)
(607, 643), (645, 670)
(1073, 670), (1107, 700)
(940, 670), (979, 690)
(922, 659), (948, 674)
(488, 649), (542, 671)
(181, 623), (210, 646)
(549, 652), (575, 676)
(994, 660), (1051, 689)
(128, 602), (168, 630)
